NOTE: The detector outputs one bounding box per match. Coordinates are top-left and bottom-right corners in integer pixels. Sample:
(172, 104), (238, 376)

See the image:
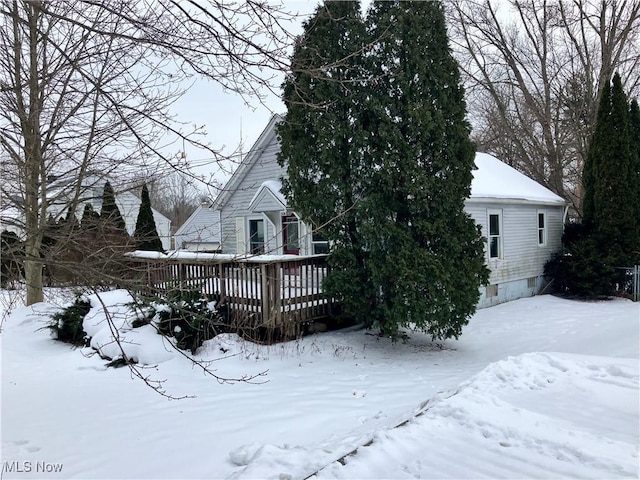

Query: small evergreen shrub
(49, 293), (91, 346)
(544, 235), (616, 298)
(147, 288), (227, 354)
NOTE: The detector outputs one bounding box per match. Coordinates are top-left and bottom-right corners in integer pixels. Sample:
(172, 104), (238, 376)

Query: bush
(49, 293), (91, 345)
(544, 235), (616, 298)
(148, 288), (227, 354)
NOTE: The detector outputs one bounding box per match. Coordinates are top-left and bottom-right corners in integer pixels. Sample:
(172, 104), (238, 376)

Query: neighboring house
(173, 202), (222, 252)
(211, 114), (566, 308)
(0, 176), (172, 251)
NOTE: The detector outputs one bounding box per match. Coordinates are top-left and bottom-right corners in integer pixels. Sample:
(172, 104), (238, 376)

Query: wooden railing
(127, 253), (337, 331)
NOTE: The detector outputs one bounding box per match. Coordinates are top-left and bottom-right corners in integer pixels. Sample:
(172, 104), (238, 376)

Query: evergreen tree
(582, 73), (640, 266)
(278, 1), (376, 321)
(80, 203), (100, 230)
(134, 183), (163, 252)
(363, 1), (489, 339)
(100, 181), (127, 234)
(279, 0), (488, 339)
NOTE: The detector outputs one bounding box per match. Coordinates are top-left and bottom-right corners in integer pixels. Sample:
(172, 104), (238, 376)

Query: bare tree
(0, 0), (296, 305)
(146, 171), (215, 234)
(447, 0), (640, 216)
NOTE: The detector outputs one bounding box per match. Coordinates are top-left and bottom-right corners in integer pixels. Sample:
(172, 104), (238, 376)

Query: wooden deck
(127, 253), (337, 333)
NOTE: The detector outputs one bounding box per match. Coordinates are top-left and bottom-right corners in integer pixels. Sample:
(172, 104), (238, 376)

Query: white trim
(487, 209), (503, 260)
(235, 216), (246, 254)
(212, 114), (283, 211)
(537, 210), (547, 247)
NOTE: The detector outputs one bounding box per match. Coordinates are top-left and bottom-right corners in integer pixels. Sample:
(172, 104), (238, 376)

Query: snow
(248, 180), (288, 211)
(1, 290), (638, 479)
(126, 250), (321, 262)
(471, 152), (566, 204)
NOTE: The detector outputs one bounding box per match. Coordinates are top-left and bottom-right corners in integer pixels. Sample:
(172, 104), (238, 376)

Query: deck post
(261, 262), (270, 326)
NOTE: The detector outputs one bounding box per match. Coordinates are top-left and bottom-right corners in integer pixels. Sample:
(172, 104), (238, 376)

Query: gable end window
(537, 212), (546, 246)
(488, 212), (502, 259)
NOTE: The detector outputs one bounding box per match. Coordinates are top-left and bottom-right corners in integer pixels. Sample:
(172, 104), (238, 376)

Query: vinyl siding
(465, 200), (564, 284)
(220, 132), (285, 253)
(173, 206), (221, 248)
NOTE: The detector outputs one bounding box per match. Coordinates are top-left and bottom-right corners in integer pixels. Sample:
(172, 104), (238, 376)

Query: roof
(173, 203), (221, 237)
(212, 114), (283, 210)
(248, 180), (287, 213)
(213, 116), (566, 209)
(470, 153), (566, 205)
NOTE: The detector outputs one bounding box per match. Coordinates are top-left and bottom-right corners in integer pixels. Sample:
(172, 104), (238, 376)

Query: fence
(127, 253), (337, 334)
(616, 265), (639, 302)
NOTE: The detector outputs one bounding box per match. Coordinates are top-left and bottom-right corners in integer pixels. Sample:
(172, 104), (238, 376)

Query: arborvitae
(134, 183), (163, 252)
(583, 73), (640, 266)
(364, 1), (489, 339)
(629, 99), (640, 261)
(80, 203), (100, 230)
(278, 1), (376, 321)
(100, 181), (127, 234)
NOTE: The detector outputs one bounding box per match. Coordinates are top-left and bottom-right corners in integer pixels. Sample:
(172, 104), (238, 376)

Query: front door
(282, 214), (300, 255)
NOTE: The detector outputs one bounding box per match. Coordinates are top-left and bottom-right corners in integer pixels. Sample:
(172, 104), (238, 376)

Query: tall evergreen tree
(363, 1), (488, 338)
(278, 1), (376, 320)
(134, 183), (163, 252)
(279, 0), (488, 339)
(582, 74), (640, 266)
(100, 181), (127, 234)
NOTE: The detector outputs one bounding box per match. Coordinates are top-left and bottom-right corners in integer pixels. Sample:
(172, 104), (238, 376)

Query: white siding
(465, 200), (564, 287)
(173, 206), (221, 249)
(220, 132), (285, 253)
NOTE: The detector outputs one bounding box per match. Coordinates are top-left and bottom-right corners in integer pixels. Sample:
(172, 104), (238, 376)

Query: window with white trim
(311, 231), (329, 254)
(537, 211), (546, 246)
(249, 219), (265, 254)
(488, 211), (502, 259)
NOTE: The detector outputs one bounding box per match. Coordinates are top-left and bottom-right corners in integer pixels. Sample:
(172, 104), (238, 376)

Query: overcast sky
(168, 1), (320, 190)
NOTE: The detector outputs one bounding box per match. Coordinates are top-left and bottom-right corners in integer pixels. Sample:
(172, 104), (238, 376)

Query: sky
(168, 2), (320, 189)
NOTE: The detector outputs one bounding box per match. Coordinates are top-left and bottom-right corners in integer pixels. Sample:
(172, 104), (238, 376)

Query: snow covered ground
(1, 288), (638, 479)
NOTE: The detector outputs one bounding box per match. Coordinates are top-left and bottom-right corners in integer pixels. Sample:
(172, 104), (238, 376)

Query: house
(211, 115), (567, 308)
(173, 201), (222, 252)
(0, 176), (172, 251)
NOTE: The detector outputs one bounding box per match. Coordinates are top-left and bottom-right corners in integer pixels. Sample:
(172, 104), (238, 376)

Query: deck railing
(127, 253), (337, 331)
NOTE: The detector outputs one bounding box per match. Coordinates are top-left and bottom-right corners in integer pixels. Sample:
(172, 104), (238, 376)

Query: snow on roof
(249, 180), (287, 212)
(471, 153), (565, 204)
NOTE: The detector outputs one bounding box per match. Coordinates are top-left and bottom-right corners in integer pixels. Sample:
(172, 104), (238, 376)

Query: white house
(173, 202), (222, 252)
(0, 177), (172, 251)
(211, 115), (567, 308)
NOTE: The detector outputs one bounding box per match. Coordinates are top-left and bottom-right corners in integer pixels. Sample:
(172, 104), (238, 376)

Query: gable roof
(212, 114), (282, 211)
(173, 203), (221, 237)
(213, 116), (566, 209)
(470, 153), (565, 205)
(248, 180), (287, 213)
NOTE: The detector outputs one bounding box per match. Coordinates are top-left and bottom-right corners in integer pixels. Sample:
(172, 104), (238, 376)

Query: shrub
(148, 288), (227, 354)
(49, 293), (91, 345)
(544, 235), (616, 298)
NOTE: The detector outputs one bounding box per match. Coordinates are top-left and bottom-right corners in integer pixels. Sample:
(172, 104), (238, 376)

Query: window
(249, 219), (265, 254)
(488, 212), (502, 259)
(282, 214), (300, 255)
(312, 231), (329, 255)
(537, 212), (546, 246)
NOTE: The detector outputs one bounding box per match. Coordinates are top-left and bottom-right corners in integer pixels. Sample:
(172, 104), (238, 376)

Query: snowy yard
(1, 288), (638, 479)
